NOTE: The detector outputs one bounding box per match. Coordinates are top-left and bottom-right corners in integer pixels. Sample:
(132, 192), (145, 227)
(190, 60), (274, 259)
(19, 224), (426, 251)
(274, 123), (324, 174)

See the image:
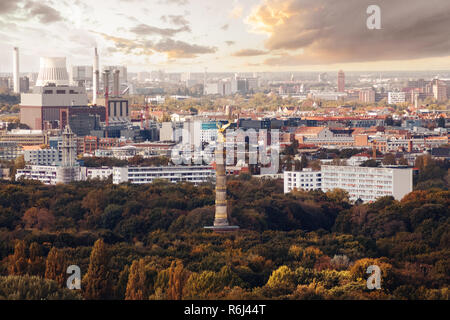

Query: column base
(204, 225), (240, 233)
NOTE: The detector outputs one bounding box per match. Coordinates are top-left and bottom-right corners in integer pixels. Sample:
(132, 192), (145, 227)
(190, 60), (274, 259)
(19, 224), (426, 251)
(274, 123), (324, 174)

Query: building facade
(320, 165), (412, 201)
(113, 165), (215, 184)
(284, 168), (322, 192)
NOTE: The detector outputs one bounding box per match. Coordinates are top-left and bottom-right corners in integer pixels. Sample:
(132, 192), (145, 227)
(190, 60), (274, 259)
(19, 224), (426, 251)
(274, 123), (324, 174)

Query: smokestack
(13, 47), (19, 93)
(113, 69), (120, 97)
(103, 70), (110, 126)
(93, 47), (99, 104)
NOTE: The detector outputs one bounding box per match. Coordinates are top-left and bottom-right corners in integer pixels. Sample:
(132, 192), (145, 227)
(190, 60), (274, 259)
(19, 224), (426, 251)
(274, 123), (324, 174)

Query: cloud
(24, 2), (64, 23)
(95, 32), (216, 59)
(0, 0), (19, 15)
(247, 0), (450, 66)
(225, 40), (235, 46)
(232, 49), (268, 56)
(230, 5), (243, 19)
(130, 23), (190, 36)
(159, 0), (189, 5)
(153, 38), (217, 58)
(160, 14), (190, 27)
(221, 24), (229, 31)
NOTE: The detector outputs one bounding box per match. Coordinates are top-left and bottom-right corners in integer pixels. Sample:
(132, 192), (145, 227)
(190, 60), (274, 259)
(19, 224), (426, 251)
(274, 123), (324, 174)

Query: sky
(0, 0), (450, 73)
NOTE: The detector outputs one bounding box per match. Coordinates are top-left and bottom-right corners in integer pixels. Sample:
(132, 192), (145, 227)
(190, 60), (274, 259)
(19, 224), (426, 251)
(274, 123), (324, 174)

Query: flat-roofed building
(24, 146), (60, 165)
(20, 85), (89, 130)
(113, 165), (215, 184)
(0, 129), (48, 146)
(0, 141), (22, 160)
(284, 168), (322, 193)
(321, 165), (412, 202)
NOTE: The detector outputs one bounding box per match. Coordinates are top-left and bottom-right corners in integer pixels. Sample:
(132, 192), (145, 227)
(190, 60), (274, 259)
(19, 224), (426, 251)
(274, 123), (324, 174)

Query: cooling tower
(36, 57), (69, 86)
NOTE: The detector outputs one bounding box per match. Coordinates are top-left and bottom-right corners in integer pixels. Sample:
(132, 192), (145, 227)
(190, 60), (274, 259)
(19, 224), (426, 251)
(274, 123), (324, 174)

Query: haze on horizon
(0, 0), (450, 73)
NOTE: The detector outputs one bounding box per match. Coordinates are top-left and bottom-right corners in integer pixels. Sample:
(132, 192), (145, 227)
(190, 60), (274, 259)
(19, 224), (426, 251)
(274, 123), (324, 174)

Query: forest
(0, 158), (448, 300)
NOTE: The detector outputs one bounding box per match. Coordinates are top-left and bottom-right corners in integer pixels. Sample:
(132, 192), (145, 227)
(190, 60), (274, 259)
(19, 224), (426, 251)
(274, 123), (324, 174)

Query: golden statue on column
(204, 121), (239, 232)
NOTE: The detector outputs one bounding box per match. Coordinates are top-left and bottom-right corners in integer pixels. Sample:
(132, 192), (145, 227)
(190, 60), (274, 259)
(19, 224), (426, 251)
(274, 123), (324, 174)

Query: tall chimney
(93, 47), (99, 105)
(13, 47), (19, 93)
(103, 70), (110, 127)
(113, 69), (120, 97)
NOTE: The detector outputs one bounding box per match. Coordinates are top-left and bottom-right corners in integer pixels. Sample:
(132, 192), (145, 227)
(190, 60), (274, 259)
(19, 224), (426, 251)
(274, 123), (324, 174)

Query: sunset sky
(1, 0), (450, 72)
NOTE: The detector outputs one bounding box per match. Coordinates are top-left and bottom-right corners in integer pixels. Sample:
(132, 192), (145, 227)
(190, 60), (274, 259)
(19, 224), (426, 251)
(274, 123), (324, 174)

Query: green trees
(124, 259), (156, 300)
(167, 261), (189, 300)
(0, 275), (81, 300)
(8, 240), (28, 276)
(82, 239), (112, 299)
(45, 248), (67, 286)
(0, 172), (447, 300)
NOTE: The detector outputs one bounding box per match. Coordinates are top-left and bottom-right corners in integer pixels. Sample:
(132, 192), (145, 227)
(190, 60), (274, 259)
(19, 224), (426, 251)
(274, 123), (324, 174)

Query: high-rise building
(72, 65), (93, 87)
(337, 70), (345, 92)
(19, 76), (29, 93)
(388, 92), (406, 105)
(359, 89), (375, 103)
(432, 79), (447, 102)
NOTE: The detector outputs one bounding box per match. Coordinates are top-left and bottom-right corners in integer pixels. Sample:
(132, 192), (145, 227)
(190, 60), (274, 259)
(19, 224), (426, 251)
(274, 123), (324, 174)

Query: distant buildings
(388, 92), (406, 105)
(359, 89), (376, 103)
(337, 70), (345, 92)
(432, 79), (447, 102)
(71, 65), (93, 87)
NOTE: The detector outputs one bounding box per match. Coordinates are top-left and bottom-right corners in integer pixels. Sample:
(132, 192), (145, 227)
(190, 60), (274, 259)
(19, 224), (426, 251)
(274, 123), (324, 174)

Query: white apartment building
(320, 165), (412, 201)
(284, 165), (413, 202)
(284, 168), (322, 193)
(113, 166), (215, 184)
(16, 165), (82, 185)
(83, 167), (114, 180)
(388, 92), (406, 105)
(24, 148), (60, 166)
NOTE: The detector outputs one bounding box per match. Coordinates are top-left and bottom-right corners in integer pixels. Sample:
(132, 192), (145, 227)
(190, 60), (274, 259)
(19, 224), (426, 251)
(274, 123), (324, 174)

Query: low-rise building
(113, 165), (215, 184)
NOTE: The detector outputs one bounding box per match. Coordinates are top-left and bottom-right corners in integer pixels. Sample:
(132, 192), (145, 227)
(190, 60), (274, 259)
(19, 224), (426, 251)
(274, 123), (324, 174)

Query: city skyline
(1, 0), (450, 73)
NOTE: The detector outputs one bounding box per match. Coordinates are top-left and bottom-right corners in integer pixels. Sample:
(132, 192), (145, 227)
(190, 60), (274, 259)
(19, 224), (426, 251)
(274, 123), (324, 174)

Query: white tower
(93, 47), (99, 104)
(13, 47), (19, 93)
